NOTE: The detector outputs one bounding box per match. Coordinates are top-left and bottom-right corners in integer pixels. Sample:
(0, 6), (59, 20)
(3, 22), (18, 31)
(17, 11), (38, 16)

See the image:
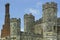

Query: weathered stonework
(42, 2), (57, 40)
(24, 13), (35, 33)
(10, 18), (20, 40)
(1, 2), (60, 40)
(34, 24), (43, 34)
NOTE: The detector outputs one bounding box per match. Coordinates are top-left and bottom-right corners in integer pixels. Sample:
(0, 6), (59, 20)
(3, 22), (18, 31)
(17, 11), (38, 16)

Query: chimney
(5, 3), (9, 14)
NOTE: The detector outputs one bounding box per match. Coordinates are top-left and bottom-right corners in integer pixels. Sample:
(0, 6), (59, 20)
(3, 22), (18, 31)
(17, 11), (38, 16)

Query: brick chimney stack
(1, 3), (10, 38)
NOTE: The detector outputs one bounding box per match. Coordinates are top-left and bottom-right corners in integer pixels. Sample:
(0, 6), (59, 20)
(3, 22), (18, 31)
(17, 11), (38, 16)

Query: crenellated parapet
(10, 18), (20, 22)
(24, 13), (35, 19)
(43, 2), (57, 10)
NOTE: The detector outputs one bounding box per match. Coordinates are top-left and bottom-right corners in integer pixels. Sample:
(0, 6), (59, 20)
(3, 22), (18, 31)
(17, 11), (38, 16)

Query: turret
(42, 2), (57, 32)
(10, 18), (21, 40)
(42, 2), (57, 40)
(42, 2), (57, 23)
(24, 13), (35, 33)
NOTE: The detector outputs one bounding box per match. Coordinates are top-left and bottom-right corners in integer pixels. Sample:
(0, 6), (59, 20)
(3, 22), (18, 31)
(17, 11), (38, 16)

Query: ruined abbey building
(1, 2), (60, 40)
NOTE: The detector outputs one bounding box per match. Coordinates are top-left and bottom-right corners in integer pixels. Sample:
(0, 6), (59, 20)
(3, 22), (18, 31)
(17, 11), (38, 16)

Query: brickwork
(1, 3), (10, 38)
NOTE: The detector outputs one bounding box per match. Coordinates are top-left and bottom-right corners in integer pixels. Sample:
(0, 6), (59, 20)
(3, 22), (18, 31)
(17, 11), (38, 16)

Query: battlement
(24, 13), (35, 19)
(43, 2), (57, 10)
(35, 18), (42, 24)
(10, 18), (20, 22)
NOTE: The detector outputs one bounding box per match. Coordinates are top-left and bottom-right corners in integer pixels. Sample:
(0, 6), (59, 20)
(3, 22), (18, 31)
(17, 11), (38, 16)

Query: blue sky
(0, 0), (60, 35)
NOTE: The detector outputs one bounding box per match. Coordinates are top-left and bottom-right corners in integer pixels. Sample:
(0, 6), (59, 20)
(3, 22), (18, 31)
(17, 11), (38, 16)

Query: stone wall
(24, 13), (35, 33)
(10, 18), (21, 40)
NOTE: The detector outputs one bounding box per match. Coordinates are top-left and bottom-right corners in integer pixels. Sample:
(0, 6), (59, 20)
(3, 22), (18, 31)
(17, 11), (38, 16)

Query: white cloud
(24, 8), (40, 15)
(36, 2), (42, 6)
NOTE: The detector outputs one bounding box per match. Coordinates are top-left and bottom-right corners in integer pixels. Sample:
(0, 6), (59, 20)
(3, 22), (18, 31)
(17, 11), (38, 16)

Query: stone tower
(1, 3), (10, 38)
(24, 13), (35, 33)
(42, 2), (57, 40)
(10, 18), (21, 40)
